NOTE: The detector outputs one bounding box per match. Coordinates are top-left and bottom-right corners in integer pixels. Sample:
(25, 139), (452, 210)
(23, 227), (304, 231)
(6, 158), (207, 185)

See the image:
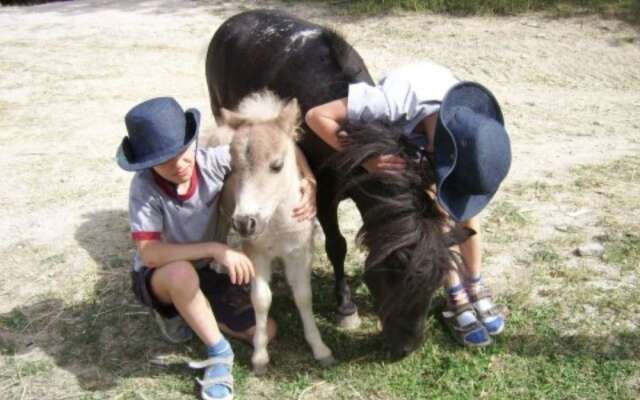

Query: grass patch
(602, 231), (640, 271)
(288, 0), (640, 22)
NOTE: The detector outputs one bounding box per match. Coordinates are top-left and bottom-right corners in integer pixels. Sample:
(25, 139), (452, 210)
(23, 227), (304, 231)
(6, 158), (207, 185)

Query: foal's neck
(271, 144), (304, 227)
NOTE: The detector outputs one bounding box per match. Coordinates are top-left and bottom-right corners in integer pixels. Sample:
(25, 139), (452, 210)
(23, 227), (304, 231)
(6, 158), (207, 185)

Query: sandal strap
(475, 301), (507, 319)
(188, 355), (234, 369)
(467, 285), (492, 301)
(196, 375), (234, 389)
(443, 303), (481, 332)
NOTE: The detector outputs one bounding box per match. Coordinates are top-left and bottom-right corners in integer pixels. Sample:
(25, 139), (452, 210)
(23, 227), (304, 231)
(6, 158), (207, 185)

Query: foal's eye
(269, 161), (283, 173)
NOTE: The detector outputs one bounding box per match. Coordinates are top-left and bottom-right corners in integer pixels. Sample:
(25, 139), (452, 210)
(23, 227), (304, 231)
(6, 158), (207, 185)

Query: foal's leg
(283, 248), (334, 365)
(316, 186), (361, 329)
(248, 251), (273, 375)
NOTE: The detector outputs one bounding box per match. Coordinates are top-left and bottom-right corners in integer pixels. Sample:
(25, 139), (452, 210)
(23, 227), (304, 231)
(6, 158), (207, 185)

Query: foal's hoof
(317, 355), (336, 367)
(337, 311), (362, 330)
(253, 363), (268, 376)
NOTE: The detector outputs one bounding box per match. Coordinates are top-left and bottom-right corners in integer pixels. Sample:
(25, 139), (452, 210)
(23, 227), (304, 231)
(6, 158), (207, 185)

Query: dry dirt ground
(1, 0), (639, 399)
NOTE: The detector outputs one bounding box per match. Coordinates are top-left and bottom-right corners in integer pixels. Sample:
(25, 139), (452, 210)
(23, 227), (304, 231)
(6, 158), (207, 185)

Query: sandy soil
(1, 0), (639, 398)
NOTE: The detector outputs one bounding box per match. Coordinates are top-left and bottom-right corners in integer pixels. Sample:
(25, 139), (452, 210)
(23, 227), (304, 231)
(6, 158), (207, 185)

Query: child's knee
(154, 261), (200, 294)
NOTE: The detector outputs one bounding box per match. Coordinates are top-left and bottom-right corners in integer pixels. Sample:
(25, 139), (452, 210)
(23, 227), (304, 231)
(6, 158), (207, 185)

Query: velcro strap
(477, 303), (507, 319)
(469, 285), (493, 302)
(196, 375), (234, 389)
(188, 355), (234, 369)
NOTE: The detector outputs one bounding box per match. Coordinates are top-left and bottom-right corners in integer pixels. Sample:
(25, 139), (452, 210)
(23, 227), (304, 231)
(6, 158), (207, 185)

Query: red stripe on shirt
(151, 162), (200, 202)
(132, 231), (161, 241)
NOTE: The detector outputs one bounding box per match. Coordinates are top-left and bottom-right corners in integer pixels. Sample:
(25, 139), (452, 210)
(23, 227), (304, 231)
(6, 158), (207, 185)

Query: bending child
(305, 61), (511, 347)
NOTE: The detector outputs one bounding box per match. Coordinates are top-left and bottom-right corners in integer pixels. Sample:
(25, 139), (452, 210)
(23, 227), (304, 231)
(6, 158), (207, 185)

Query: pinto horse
(206, 9), (470, 358)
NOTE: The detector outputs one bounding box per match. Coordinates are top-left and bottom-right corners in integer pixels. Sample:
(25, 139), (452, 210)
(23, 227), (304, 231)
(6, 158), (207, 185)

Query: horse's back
(206, 10), (373, 169)
(208, 9), (370, 107)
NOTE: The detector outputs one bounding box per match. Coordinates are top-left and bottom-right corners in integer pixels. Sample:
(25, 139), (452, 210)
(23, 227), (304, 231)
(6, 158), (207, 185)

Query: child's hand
(216, 246), (255, 285)
(362, 154), (407, 173)
(292, 177), (317, 222)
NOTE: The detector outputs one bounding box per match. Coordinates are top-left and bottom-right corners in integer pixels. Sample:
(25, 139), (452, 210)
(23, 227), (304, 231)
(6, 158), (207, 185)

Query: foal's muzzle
(232, 214), (258, 237)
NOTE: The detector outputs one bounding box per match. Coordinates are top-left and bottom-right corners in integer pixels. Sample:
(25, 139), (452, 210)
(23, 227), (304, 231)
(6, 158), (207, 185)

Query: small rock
(593, 121), (602, 126)
(576, 242), (605, 257)
(567, 208), (589, 217)
(535, 33), (547, 39)
(554, 224), (569, 232)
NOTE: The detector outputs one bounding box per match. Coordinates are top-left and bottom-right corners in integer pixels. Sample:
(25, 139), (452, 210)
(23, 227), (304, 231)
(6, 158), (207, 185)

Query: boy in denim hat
(305, 61), (511, 347)
(117, 97), (299, 399)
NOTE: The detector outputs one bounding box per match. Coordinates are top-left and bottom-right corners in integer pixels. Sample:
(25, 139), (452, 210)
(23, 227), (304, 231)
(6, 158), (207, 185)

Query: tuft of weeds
(286, 0), (640, 24)
(602, 231), (640, 272)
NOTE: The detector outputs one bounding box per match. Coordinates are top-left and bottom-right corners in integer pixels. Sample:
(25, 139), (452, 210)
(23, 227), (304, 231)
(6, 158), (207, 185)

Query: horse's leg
(248, 250), (272, 376)
(316, 186), (361, 329)
(283, 247), (334, 366)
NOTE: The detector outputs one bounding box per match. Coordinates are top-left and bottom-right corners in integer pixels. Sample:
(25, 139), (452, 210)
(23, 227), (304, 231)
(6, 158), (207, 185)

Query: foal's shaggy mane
(331, 120), (470, 319)
(236, 90), (287, 121)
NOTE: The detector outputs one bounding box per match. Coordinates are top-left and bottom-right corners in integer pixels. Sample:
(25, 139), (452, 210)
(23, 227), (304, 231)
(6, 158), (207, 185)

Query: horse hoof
(337, 311), (361, 330)
(317, 355), (336, 367)
(253, 363), (268, 376)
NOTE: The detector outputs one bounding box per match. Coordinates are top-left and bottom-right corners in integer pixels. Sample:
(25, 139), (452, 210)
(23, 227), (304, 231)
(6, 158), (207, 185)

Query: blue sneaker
(442, 303), (492, 347)
(468, 286), (507, 336)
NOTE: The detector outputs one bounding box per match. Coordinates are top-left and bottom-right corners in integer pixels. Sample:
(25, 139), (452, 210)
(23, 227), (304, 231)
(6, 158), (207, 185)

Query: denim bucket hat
(116, 97), (200, 171)
(433, 82), (511, 222)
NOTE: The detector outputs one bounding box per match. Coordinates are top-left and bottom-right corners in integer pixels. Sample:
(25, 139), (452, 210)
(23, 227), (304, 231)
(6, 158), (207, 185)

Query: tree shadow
(0, 209), (192, 392)
(0, 209), (386, 394)
(1, 208), (637, 396)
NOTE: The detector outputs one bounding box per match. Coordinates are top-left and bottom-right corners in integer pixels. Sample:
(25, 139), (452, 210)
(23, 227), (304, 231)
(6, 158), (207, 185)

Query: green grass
(2, 156), (639, 398)
(1, 263), (638, 399)
(602, 231), (640, 271)
(288, 0), (640, 21)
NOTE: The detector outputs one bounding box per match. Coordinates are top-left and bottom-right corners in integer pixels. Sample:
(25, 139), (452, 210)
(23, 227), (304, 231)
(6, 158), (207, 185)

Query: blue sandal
(189, 355), (235, 400)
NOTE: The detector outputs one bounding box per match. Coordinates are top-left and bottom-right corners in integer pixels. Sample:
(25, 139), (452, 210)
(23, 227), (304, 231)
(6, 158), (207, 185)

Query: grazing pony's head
(220, 90), (301, 238)
(332, 120), (474, 358)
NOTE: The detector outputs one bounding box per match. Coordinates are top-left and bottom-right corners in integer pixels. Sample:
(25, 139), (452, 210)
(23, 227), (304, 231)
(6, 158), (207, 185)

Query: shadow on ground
(1, 209), (638, 395)
(0, 209), (386, 393)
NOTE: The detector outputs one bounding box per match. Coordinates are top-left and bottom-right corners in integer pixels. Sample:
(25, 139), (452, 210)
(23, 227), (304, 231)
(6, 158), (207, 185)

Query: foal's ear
(277, 98), (301, 136)
(220, 108), (247, 129)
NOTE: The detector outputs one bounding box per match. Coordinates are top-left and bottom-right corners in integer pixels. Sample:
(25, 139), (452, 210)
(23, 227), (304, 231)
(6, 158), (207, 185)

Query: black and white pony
(206, 9), (470, 358)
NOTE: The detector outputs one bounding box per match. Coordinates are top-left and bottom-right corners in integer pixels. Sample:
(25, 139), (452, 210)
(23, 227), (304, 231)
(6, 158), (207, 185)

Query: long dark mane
(331, 120), (469, 320)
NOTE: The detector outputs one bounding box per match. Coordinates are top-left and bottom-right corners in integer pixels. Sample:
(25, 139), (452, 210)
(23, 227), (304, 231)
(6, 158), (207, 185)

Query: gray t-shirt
(347, 61), (459, 145)
(128, 146), (231, 271)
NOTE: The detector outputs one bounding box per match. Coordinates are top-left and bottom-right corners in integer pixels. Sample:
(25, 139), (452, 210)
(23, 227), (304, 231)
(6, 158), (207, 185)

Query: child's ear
(221, 108), (247, 129)
(277, 98), (301, 136)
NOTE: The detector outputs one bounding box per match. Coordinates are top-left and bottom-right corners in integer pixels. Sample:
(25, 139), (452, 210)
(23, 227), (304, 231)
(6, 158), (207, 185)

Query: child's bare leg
(442, 263), (490, 347)
(458, 216), (482, 279)
(151, 260), (222, 346)
(457, 217), (506, 336)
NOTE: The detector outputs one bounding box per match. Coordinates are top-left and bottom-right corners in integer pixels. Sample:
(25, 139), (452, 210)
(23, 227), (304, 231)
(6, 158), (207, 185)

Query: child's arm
(305, 98), (406, 173)
(292, 145), (317, 222)
(137, 240), (254, 284)
(305, 98), (348, 151)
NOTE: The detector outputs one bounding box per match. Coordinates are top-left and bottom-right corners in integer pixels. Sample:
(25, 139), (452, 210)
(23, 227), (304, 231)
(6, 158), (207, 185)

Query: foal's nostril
(232, 215), (258, 236)
(247, 217), (256, 233)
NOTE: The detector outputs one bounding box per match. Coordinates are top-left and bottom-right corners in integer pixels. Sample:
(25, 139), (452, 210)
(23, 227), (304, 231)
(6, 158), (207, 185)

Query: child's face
(153, 144), (196, 185)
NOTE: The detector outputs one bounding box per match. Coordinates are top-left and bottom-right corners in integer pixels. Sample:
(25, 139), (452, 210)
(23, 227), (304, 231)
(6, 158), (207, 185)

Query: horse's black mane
(331, 120), (468, 319)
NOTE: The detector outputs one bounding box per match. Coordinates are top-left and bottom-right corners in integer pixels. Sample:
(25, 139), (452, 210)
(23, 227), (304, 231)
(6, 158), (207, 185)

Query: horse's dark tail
(330, 120), (471, 320)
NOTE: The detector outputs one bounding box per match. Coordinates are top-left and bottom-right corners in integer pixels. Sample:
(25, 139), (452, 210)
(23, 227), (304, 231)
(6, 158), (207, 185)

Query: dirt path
(1, 0), (639, 398)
